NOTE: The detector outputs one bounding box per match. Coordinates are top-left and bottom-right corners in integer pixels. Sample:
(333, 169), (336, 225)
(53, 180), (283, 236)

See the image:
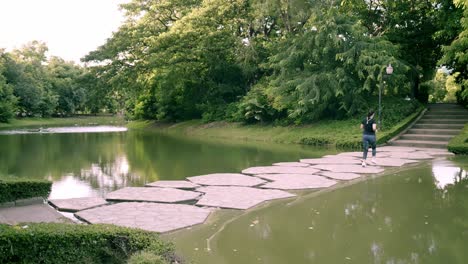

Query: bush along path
(43, 146), (453, 234)
(390, 103), (468, 149)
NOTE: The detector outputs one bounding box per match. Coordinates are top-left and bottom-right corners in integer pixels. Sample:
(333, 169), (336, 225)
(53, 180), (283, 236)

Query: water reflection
(432, 159), (467, 189)
(76, 155), (138, 198)
(49, 175), (99, 199)
(0, 129), (334, 200)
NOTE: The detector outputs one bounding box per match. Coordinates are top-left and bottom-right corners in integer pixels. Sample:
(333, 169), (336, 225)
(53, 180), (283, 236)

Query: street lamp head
(386, 64), (393, 75)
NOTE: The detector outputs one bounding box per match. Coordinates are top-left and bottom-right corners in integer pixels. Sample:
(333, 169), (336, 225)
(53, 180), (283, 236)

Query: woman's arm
(372, 123), (377, 131)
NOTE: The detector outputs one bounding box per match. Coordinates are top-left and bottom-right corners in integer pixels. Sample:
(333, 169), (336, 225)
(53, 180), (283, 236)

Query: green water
(1, 127), (467, 264)
(0, 128), (335, 199)
(168, 157), (468, 264)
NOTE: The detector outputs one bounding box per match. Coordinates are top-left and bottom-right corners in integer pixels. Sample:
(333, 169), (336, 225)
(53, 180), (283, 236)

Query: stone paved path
(75, 202), (212, 233)
(146, 180), (200, 189)
(49, 197), (107, 212)
(0, 204), (71, 224)
(44, 146), (454, 233)
(255, 174), (337, 190)
(106, 187), (201, 203)
(187, 173), (266, 187)
(196, 186), (295, 209)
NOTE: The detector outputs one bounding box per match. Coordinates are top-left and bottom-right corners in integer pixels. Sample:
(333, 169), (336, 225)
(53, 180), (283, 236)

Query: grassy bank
(448, 124), (468, 155)
(0, 115), (126, 129)
(129, 107), (424, 149)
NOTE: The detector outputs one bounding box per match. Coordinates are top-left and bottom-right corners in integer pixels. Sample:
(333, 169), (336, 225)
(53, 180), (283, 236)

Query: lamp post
(379, 64), (393, 130)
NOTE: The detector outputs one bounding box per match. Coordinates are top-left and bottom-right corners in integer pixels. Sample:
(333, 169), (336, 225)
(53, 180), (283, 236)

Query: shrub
(448, 124), (468, 155)
(0, 179), (52, 203)
(235, 84), (279, 123)
(0, 223), (175, 264)
(358, 96), (422, 130)
(377, 106), (425, 144)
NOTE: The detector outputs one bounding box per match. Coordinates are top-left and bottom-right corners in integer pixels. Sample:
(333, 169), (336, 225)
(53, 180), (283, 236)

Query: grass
(0, 115), (126, 129)
(129, 107), (424, 150)
(448, 123), (468, 155)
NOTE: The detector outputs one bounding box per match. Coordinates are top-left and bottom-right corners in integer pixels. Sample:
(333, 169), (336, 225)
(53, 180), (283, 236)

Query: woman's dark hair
(367, 110), (375, 118)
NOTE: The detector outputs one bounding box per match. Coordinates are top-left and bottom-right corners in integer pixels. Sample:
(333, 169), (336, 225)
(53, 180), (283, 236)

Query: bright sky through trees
(0, 0), (127, 63)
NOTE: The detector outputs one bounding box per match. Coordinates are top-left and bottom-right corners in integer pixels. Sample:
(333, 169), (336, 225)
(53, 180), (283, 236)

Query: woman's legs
(369, 135), (377, 158)
(362, 136), (369, 160)
(362, 134), (377, 166)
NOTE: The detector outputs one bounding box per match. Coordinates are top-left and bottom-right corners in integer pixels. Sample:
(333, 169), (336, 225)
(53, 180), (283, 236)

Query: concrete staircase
(390, 103), (468, 149)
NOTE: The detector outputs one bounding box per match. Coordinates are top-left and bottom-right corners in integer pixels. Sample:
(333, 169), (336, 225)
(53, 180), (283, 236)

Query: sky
(0, 0), (128, 63)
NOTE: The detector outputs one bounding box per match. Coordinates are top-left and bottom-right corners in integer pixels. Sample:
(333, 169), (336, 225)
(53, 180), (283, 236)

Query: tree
(439, 0), (468, 107)
(260, 7), (405, 123)
(47, 57), (86, 115)
(6, 41), (58, 116)
(341, 0), (459, 103)
(0, 50), (17, 122)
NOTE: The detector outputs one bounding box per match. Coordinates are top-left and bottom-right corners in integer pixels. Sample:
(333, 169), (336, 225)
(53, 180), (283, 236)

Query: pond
(0, 126), (335, 199)
(1, 126), (467, 264)
(168, 157), (468, 264)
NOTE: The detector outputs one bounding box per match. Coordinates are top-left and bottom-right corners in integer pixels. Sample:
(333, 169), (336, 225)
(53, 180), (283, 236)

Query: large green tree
(342, 0), (460, 102)
(82, 0), (461, 123)
(0, 50), (17, 122)
(47, 57), (86, 115)
(440, 0), (468, 106)
(253, 6), (406, 123)
(5, 41), (58, 116)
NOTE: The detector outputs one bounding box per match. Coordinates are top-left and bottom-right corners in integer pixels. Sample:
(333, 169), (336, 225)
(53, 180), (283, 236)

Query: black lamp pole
(379, 64), (393, 130)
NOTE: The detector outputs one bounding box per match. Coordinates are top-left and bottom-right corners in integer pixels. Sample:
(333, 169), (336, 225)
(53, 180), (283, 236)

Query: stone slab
(273, 162), (310, 167)
(146, 180), (200, 189)
(49, 197), (107, 212)
(242, 166), (320, 175)
(334, 152), (392, 158)
(414, 148), (455, 156)
(255, 174), (337, 190)
(385, 151), (434, 160)
(187, 173), (266, 187)
(377, 146), (419, 152)
(310, 164), (385, 174)
(0, 204), (70, 224)
(75, 202), (212, 233)
(318, 172), (361, 180)
(196, 186), (295, 210)
(300, 157), (361, 165)
(367, 157), (418, 167)
(106, 187), (201, 203)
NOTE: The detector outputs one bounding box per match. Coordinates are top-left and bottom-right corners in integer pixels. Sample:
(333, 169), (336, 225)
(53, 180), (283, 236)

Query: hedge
(0, 179), (52, 203)
(0, 223), (176, 264)
(377, 106), (425, 144)
(448, 124), (468, 155)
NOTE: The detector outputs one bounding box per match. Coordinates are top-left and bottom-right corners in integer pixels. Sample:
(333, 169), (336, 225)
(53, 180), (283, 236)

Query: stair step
(423, 114), (468, 120)
(413, 124), (465, 129)
(400, 134), (453, 141)
(406, 128), (461, 135)
(426, 111), (467, 115)
(418, 119), (468, 124)
(391, 140), (448, 149)
(428, 104), (465, 109)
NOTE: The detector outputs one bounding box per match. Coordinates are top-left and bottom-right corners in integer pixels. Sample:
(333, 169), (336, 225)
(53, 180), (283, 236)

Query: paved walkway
(0, 204), (71, 225)
(1, 146), (454, 233)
